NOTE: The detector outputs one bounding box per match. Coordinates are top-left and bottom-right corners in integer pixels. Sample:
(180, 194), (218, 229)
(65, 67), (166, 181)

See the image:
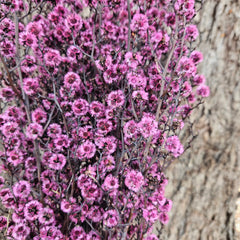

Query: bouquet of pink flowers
(0, 0), (208, 239)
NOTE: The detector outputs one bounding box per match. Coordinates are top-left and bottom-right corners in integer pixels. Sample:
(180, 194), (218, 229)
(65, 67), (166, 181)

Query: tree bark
(159, 1), (240, 239)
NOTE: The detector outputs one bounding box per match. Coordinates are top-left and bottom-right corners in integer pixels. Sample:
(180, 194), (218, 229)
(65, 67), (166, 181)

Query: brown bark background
(159, 0), (240, 239)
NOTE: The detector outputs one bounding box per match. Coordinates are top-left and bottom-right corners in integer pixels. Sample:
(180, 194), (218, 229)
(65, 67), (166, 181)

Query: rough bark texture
(159, 1), (240, 239)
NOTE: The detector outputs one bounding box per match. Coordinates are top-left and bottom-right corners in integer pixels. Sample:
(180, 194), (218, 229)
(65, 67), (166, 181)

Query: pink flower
(143, 206), (159, 224)
(7, 150), (24, 166)
(4, 106), (24, 122)
(188, 93), (196, 103)
(103, 174), (119, 191)
(77, 174), (92, 190)
(165, 136), (184, 157)
(131, 13), (149, 32)
(125, 52), (143, 68)
(100, 155), (115, 172)
(103, 67), (119, 84)
(103, 209), (119, 227)
(105, 108), (115, 119)
(42, 180), (55, 197)
(61, 199), (72, 213)
(0, 216), (7, 230)
(193, 74), (206, 85)
(151, 31), (163, 48)
(138, 115), (158, 138)
(159, 212), (169, 225)
(81, 183), (102, 202)
(21, 55), (37, 73)
(44, 49), (62, 67)
(67, 45), (81, 61)
(127, 72), (147, 88)
(49, 153), (66, 170)
(12, 223), (30, 240)
(42, 155), (53, 170)
(1, 121), (19, 138)
(77, 140), (96, 159)
(70, 226), (86, 240)
(72, 98), (89, 116)
(39, 226), (64, 239)
(196, 84), (210, 98)
(177, 56), (196, 77)
(178, 104), (192, 118)
(26, 21), (43, 37)
(0, 87), (15, 101)
(123, 120), (139, 137)
(160, 199), (173, 212)
(90, 101), (105, 118)
(87, 206), (103, 222)
(47, 123), (62, 138)
(166, 12), (176, 27)
(132, 90), (149, 101)
(66, 13), (83, 30)
(32, 108), (47, 124)
(87, 231), (101, 240)
(12, 211), (25, 224)
(181, 81), (192, 97)
(64, 72), (81, 88)
(106, 90), (125, 109)
(42, 99), (52, 110)
(125, 169), (144, 192)
(0, 188), (15, 209)
(174, 0), (195, 20)
(19, 32), (37, 47)
(171, 80), (180, 92)
(25, 157), (37, 173)
(78, 125), (93, 139)
(185, 24), (199, 41)
(13, 180), (31, 198)
(0, 39), (15, 57)
(97, 119), (113, 135)
(24, 200), (43, 221)
(23, 78), (39, 95)
(0, 18), (14, 36)
(95, 136), (117, 154)
(39, 207), (55, 225)
(150, 191), (166, 206)
(26, 123), (43, 140)
(190, 50), (203, 65)
(174, 45), (189, 58)
(54, 4), (68, 17)
(53, 134), (70, 150)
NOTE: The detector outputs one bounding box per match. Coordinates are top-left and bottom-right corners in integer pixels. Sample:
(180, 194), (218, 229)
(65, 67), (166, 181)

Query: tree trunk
(159, 1), (240, 239)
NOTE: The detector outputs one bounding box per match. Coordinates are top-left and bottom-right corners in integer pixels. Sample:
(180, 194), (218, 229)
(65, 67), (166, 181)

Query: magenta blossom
(106, 90), (125, 109)
(125, 169), (144, 192)
(165, 135), (184, 157)
(49, 153), (66, 170)
(24, 200), (43, 221)
(103, 209), (119, 228)
(13, 180), (31, 198)
(196, 84), (210, 98)
(26, 123), (43, 140)
(77, 140), (96, 159)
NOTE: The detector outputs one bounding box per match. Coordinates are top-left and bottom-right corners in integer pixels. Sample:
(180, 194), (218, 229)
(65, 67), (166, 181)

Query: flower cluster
(0, 0), (208, 239)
